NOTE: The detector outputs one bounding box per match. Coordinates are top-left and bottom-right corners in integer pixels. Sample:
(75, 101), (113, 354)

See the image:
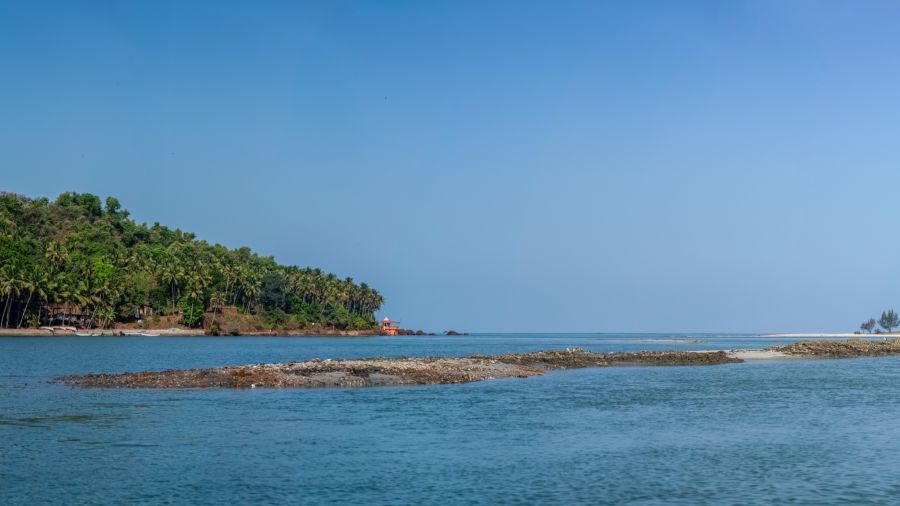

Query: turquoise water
(3, 333), (900, 504)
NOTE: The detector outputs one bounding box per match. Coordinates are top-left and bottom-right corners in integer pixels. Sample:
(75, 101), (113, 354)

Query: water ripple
(4, 334), (900, 504)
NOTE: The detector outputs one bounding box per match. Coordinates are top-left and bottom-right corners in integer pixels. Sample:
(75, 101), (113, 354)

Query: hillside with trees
(0, 192), (383, 333)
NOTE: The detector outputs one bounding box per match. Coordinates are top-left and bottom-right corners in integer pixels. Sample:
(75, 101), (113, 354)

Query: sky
(3, 1), (900, 333)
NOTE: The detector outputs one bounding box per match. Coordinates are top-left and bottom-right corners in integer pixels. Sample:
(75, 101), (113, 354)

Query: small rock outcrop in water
(775, 338), (900, 358)
(57, 349), (740, 389)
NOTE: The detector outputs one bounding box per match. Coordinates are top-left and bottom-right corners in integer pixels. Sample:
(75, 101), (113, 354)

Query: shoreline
(0, 327), (381, 337)
(5, 329), (891, 338)
(763, 332), (900, 338)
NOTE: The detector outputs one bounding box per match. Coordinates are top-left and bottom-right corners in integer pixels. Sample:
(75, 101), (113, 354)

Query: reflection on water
(3, 334), (900, 505)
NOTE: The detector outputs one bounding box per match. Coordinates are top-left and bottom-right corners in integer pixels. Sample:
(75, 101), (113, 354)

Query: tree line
(0, 192), (383, 330)
(860, 310), (900, 334)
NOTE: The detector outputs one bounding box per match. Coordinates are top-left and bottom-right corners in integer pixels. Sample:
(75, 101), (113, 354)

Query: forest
(0, 192), (383, 331)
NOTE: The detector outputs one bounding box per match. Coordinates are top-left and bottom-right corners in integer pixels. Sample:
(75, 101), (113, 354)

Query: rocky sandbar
(774, 338), (900, 358)
(57, 349), (739, 389)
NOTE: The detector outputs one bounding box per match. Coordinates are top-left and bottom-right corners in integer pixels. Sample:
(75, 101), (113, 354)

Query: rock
(415, 330), (425, 336)
(775, 338), (900, 358)
(57, 348), (742, 390)
(446, 330), (460, 336)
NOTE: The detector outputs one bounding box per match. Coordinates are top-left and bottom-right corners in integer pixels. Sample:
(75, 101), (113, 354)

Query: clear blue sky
(3, 1), (900, 333)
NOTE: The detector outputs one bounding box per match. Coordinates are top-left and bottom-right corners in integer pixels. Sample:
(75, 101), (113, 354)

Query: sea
(3, 333), (900, 505)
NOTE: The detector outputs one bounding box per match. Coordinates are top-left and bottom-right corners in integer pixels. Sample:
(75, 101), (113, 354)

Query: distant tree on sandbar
(861, 318), (877, 334)
(879, 310), (899, 333)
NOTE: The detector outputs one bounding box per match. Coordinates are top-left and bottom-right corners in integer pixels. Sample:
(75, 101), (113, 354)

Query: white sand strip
(726, 349), (792, 360)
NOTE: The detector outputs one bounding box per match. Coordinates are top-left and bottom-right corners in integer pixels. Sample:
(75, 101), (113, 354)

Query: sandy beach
(725, 349), (792, 360)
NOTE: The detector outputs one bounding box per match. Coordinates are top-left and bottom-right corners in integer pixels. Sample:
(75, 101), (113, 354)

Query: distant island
(0, 192), (384, 335)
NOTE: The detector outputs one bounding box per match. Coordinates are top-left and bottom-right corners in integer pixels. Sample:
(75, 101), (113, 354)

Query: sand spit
(725, 349), (792, 361)
(57, 349), (739, 389)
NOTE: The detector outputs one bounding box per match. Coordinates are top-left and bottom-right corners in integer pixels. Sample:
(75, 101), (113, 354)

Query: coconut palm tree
(94, 305), (115, 329)
(247, 279), (262, 313)
(14, 270), (37, 328)
(208, 291), (226, 328)
(27, 269), (49, 328)
(0, 269), (15, 328)
(158, 264), (184, 313)
(44, 241), (68, 270)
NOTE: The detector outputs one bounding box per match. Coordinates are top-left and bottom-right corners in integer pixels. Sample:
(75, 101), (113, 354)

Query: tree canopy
(860, 318), (877, 334)
(879, 310), (899, 333)
(0, 192), (383, 330)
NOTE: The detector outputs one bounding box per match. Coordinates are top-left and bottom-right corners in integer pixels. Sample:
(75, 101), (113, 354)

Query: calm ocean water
(3, 333), (900, 505)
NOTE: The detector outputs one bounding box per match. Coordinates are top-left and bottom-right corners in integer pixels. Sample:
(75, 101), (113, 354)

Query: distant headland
(0, 192), (387, 335)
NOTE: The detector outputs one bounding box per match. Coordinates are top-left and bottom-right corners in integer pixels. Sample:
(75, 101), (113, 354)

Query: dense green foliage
(0, 192), (383, 330)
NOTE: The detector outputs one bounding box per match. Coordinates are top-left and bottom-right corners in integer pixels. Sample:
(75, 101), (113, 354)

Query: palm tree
(182, 275), (204, 325)
(0, 269), (15, 328)
(243, 277), (261, 313)
(15, 270), (37, 328)
(221, 264), (236, 304)
(208, 291), (226, 328)
(44, 241), (68, 270)
(64, 280), (89, 328)
(21, 268), (50, 328)
(159, 264), (184, 312)
(4, 275), (23, 328)
(95, 306), (115, 329)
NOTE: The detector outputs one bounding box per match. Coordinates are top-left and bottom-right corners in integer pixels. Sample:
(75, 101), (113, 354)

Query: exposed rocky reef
(55, 339), (900, 390)
(774, 338), (900, 358)
(57, 348), (740, 389)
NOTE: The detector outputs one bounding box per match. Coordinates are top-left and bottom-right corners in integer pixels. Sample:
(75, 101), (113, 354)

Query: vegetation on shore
(859, 309), (899, 334)
(0, 192), (383, 332)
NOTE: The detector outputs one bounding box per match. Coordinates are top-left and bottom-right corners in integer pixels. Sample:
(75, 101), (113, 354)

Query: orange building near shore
(381, 317), (399, 335)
